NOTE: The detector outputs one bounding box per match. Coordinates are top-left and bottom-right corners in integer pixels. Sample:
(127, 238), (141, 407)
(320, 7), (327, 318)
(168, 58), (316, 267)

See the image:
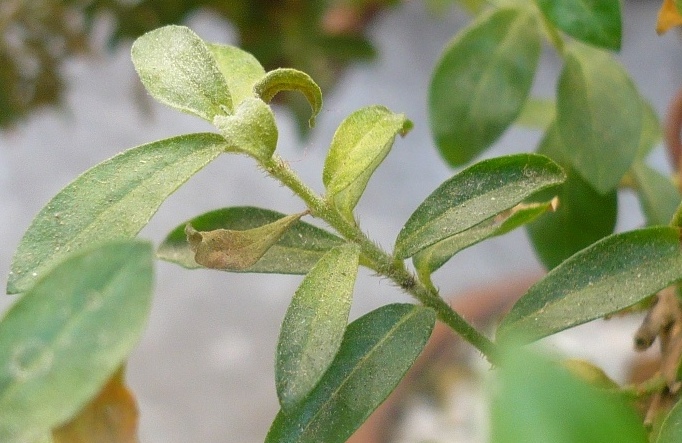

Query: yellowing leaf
(657, 0), (682, 34)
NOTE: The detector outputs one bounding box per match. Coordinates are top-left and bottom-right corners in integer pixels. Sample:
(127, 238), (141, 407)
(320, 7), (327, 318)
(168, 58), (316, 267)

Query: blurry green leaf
(395, 154), (565, 259)
(265, 304), (435, 443)
(207, 44), (266, 108)
(254, 68), (322, 127)
(657, 396), (682, 443)
(157, 207), (344, 274)
(213, 97), (278, 161)
(535, 0), (622, 50)
(560, 359), (619, 390)
(636, 100), (663, 160)
(491, 349), (648, 443)
(8, 133), (227, 294)
(131, 25), (231, 120)
(556, 42), (642, 194)
(515, 98), (555, 129)
(185, 212), (306, 271)
(497, 227), (682, 344)
(323, 106), (411, 222)
(0, 241), (153, 441)
(429, 6), (540, 166)
(276, 244), (360, 411)
(632, 162), (680, 226)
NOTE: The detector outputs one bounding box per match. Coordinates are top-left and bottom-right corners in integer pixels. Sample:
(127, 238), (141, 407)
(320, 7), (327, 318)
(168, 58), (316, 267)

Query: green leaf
(131, 25), (231, 120)
(265, 304), (435, 443)
(395, 154), (565, 259)
(636, 99), (663, 160)
(535, 0), (622, 50)
(157, 207), (344, 274)
(678, 0), (682, 15)
(556, 42), (642, 194)
(632, 162), (680, 226)
(657, 396), (682, 443)
(254, 68), (322, 127)
(213, 97), (278, 161)
(491, 349), (648, 443)
(185, 212), (306, 271)
(0, 241), (153, 441)
(515, 97), (555, 130)
(276, 244), (360, 411)
(8, 133), (227, 294)
(429, 6), (541, 166)
(323, 106), (411, 222)
(497, 227), (682, 344)
(207, 43), (266, 108)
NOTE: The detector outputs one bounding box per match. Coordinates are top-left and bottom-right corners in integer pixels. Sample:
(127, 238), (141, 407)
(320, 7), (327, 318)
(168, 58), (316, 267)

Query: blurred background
(1, 1), (681, 441)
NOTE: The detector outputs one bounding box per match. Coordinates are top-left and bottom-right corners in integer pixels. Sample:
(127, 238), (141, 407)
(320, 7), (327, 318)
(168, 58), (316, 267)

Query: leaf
(254, 68), (322, 127)
(497, 227), (682, 344)
(491, 349), (648, 443)
(157, 207), (344, 274)
(636, 99), (663, 160)
(556, 42), (643, 194)
(535, 0), (622, 50)
(515, 97), (555, 130)
(52, 368), (138, 443)
(394, 154), (565, 259)
(7, 133), (226, 294)
(213, 97), (278, 161)
(429, 6), (541, 166)
(265, 304), (435, 443)
(0, 241), (153, 441)
(276, 244), (360, 411)
(323, 106), (412, 221)
(207, 43), (266, 108)
(657, 396), (682, 442)
(185, 212), (305, 271)
(632, 162), (680, 226)
(131, 25), (231, 120)
(657, 0), (682, 34)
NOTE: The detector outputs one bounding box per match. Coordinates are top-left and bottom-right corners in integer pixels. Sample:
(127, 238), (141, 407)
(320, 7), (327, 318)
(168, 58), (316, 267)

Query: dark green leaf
(497, 227), (682, 344)
(213, 97), (278, 161)
(8, 133), (227, 294)
(632, 162), (680, 226)
(265, 304), (435, 443)
(254, 68), (322, 127)
(429, 6), (541, 166)
(157, 207), (344, 274)
(276, 244), (360, 411)
(0, 241), (153, 441)
(131, 25), (231, 120)
(657, 396), (682, 443)
(535, 0), (622, 50)
(395, 154), (565, 259)
(207, 43), (266, 108)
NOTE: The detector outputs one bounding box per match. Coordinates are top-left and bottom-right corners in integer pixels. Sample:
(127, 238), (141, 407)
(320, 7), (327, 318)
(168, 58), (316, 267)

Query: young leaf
(323, 106), (411, 222)
(657, 0), (682, 34)
(556, 42), (643, 194)
(497, 227), (682, 344)
(157, 207), (344, 274)
(535, 0), (622, 50)
(131, 25), (231, 120)
(7, 133), (226, 294)
(657, 396), (682, 443)
(0, 241), (153, 441)
(254, 68), (322, 127)
(184, 212), (306, 271)
(213, 97), (278, 161)
(429, 6), (540, 166)
(207, 43), (266, 108)
(632, 162), (680, 226)
(276, 244), (360, 411)
(265, 304), (435, 443)
(394, 154), (565, 259)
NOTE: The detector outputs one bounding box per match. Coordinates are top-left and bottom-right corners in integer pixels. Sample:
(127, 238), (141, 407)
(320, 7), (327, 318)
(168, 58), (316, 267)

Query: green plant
(4, 1), (682, 442)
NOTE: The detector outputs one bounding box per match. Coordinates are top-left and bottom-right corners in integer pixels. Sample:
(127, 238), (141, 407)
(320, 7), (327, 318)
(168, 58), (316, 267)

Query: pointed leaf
(395, 154), (565, 259)
(497, 227), (682, 344)
(8, 133), (226, 294)
(276, 244), (360, 411)
(657, 396), (682, 443)
(0, 241), (153, 441)
(131, 25), (231, 120)
(185, 212), (305, 271)
(632, 162), (680, 226)
(265, 304), (435, 443)
(323, 106), (411, 221)
(254, 68), (322, 127)
(556, 42), (642, 194)
(213, 97), (278, 161)
(429, 6), (541, 166)
(657, 0), (682, 34)
(157, 207), (344, 274)
(207, 44), (265, 108)
(535, 0), (622, 50)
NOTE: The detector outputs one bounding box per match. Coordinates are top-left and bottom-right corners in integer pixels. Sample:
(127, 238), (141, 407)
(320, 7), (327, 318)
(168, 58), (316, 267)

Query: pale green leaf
(632, 162), (680, 226)
(213, 97), (278, 161)
(636, 99), (663, 160)
(207, 43), (266, 108)
(515, 97), (555, 130)
(254, 68), (322, 127)
(657, 396), (682, 443)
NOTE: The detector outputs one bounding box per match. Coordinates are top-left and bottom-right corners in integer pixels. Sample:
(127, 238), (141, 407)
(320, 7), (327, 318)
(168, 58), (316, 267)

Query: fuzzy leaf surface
(254, 68), (322, 127)
(213, 97), (278, 161)
(535, 0), (621, 49)
(208, 43), (265, 108)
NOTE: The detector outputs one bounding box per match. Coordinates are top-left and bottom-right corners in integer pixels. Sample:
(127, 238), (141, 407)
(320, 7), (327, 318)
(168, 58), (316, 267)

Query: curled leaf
(186, 212), (306, 270)
(254, 68), (322, 127)
(657, 0), (682, 34)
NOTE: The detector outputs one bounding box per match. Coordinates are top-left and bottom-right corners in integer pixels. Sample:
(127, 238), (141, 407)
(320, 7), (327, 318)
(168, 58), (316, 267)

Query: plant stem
(262, 154), (498, 362)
